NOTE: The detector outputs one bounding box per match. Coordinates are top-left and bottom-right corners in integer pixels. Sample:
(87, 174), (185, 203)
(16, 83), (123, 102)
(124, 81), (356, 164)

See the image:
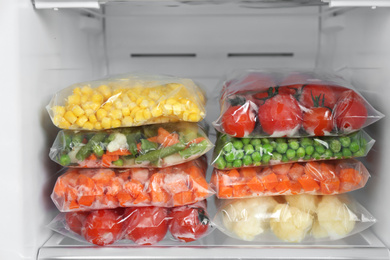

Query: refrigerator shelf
(38, 229), (390, 259)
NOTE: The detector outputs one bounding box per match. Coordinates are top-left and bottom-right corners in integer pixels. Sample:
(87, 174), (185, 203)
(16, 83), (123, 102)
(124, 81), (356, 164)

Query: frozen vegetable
(210, 159), (370, 198)
(214, 70), (383, 137)
(47, 73), (206, 130)
(50, 122), (213, 168)
(214, 195), (376, 243)
(51, 157), (213, 211)
(212, 130), (374, 169)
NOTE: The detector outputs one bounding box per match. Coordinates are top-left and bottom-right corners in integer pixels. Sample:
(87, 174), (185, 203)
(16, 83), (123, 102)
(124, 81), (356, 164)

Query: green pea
(288, 140), (300, 150)
(330, 140), (341, 153)
(340, 136), (351, 147)
(354, 149), (366, 157)
(312, 152), (321, 160)
(242, 138), (251, 145)
(286, 149), (296, 160)
(281, 155), (289, 162)
(334, 152), (343, 159)
(226, 162), (233, 169)
(306, 146), (314, 155)
(112, 158), (124, 166)
(250, 139), (261, 146)
(215, 157), (227, 169)
(244, 144), (255, 155)
(301, 137), (313, 147)
(342, 148), (352, 157)
(324, 149), (333, 159)
(253, 162), (262, 166)
(304, 155), (311, 160)
(59, 154), (71, 166)
(92, 145), (104, 157)
(223, 142), (233, 153)
(297, 147), (305, 158)
(315, 145), (325, 155)
(272, 152), (282, 161)
(252, 151), (262, 162)
(360, 138), (367, 148)
(262, 154), (271, 164)
(233, 159), (243, 168)
(270, 141), (277, 149)
(225, 151), (235, 162)
(233, 140), (244, 150)
(276, 138), (286, 143)
(276, 143), (288, 154)
(261, 138), (271, 144)
(263, 144), (273, 154)
(236, 150), (244, 159)
(350, 141), (360, 153)
(243, 155), (253, 166)
(255, 144), (262, 152)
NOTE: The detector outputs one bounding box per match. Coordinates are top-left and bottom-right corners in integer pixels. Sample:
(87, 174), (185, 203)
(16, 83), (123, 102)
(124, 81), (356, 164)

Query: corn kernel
(83, 121), (94, 130)
(113, 89), (123, 96)
(53, 115), (63, 125)
(166, 98), (178, 105)
(64, 111), (77, 124)
(102, 117), (111, 129)
(96, 109), (107, 121)
(188, 113), (200, 122)
(183, 111), (190, 121)
(140, 100), (149, 108)
(136, 98), (143, 106)
(89, 114), (97, 123)
(91, 94), (104, 104)
(135, 110), (145, 122)
(73, 87), (82, 96)
(128, 93), (137, 102)
(52, 106), (65, 116)
(67, 94), (81, 105)
(112, 119), (121, 128)
(76, 115), (88, 127)
(90, 102), (101, 111)
(84, 109), (94, 116)
(97, 85), (111, 98)
(128, 102), (137, 110)
(71, 105), (85, 117)
(102, 102), (113, 111)
(59, 119), (71, 129)
(163, 104), (173, 115)
(114, 100), (123, 109)
(130, 107), (141, 118)
(122, 107), (130, 117)
(122, 116), (133, 126)
(80, 95), (89, 104)
(94, 122), (102, 130)
(81, 86), (93, 96)
(180, 98), (190, 105)
(151, 106), (163, 117)
(110, 109), (123, 120)
(149, 91), (160, 100)
(143, 109), (152, 120)
(173, 104), (183, 116)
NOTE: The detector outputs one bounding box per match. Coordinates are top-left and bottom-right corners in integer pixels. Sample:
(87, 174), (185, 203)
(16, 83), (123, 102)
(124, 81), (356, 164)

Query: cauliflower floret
(68, 146), (82, 163)
(222, 197), (278, 241)
(285, 194), (320, 214)
(270, 204), (313, 242)
(107, 133), (128, 152)
(316, 196), (357, 239)
(311, 218), (329, 239)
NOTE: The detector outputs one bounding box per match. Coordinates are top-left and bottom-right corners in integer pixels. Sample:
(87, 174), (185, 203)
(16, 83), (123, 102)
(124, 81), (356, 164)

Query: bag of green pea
(211, 130), (374, 170)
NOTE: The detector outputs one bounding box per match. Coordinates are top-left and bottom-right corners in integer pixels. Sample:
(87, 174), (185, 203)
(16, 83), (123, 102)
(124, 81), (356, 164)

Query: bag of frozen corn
(47, 73), (206, 130)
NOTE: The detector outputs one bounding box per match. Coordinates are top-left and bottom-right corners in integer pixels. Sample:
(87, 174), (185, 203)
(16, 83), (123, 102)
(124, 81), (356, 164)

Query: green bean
(136, 143), (186, 163)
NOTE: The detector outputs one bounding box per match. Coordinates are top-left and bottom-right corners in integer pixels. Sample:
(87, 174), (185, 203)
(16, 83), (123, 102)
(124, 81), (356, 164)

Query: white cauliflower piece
(222, 197), (278, 241)
(311, 218), (329, 239)
(270, 204), (313, 242)
(316, 196), (357, 239)
(68, 146), (82, 163)
(285, 194), (320, 214)
(107, 133), (128, 152)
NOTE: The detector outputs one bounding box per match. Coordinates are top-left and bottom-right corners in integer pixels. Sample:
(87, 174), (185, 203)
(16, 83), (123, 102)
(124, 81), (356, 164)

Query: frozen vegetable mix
(50, 122), (213, 168)
(210, 159), (370, 198)
(214, 194), (376, 242)
(212, 130), (374, 169)
(51, 157), (213, 211)
(213, 70), (383, 138)
(49, 200), (212, 246)
(47, 73), (206, 130)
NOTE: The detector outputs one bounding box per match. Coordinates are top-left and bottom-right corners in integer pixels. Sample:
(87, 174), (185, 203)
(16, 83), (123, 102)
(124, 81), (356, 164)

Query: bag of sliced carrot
(210, 159), (370, 198)
(51, 156), (213, 211)
(50, 122), (213, 168)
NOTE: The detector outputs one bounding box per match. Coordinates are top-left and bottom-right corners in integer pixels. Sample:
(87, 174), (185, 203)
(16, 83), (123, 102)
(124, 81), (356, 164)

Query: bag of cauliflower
(47, 73), (206, 130)
(213, 194), (376, 243)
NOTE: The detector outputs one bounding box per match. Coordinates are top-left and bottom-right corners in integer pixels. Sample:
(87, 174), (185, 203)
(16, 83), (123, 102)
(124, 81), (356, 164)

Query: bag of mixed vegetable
(50, 122), (213, 168)
(213, 70), (384, 138)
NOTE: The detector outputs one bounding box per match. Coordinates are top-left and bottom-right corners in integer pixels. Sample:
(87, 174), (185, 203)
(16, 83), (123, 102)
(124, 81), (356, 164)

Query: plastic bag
(47, 73), (206, 130)
(213, 70), (384, 138)
(210, 159), (369, 198)
(213, 194), (376, 242)
(212, 130), (374, 169)
(50, 122), (213, 168)
(51, 156), (214, 211)
(48, 200), (212, 246)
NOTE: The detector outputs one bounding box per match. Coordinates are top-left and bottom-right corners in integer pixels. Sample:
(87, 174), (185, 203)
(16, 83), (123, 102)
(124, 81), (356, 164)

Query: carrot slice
(106, 149), (131, 156)
(147, 136), (159, 143)
(274, 175), (291, 194)
(186, 137), (206, 147)
(298, 174), (320, 192)
(261, 173), (278, 191)
(173, 191), (194, 206)
(157, 127), (180, 147)
(247, 176), (264, 194)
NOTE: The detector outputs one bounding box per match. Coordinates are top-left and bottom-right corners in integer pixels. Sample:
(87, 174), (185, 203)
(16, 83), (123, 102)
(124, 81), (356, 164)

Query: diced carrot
(164, 174), (189, 194)
(147, 136), (159, 143)
(186, 137), (206, 147)
(117, 170), (131, 181)
(173, 191), (194, 206)
(261, 173), (278, 191)
(101, 154), (119, 167)
(272, 163), (293, 175)
(137, 143), (142, 152)
(218, 186), (233, 198)
(220, 174), (232, 187)
(298, 174), (320, 192)
(86, 154), (97, 161)
(131, 168), (151, 184)
(125, 179), (144, 199)
(188, 165), (204, 179)
(158, 127), (171, 140)
(339, 168), (362, 185)
(288, 163), (304, 181)
(274, 175), (291, 194)
(116, 191), (134, 206)
(106, 178), (122, 196)
(92, 169), (116, 185)
(304, 162), (322, 181)
(157, 127), (180, 147)
(210, 173), (218, 187)
(77, 174), (95, 195)
(78, 196), (95, 207)
(150, 188), (170, 204)
(53, 179), (67, 196)
(68, 200), (79, 210)
(320, 162), (336, 180)
(149, 173), (170, 204)
(97, 195), (118, 207)
(289, 181), (302, 195)
(247, 176), (264, 194)
(133, 192), (151, 205)
(321, 176), (340, 195)
(240, 168), (257, 179)
(228, 169), (241, 180)
(232, 184), (251, 197)
(106, 149), (131, 156)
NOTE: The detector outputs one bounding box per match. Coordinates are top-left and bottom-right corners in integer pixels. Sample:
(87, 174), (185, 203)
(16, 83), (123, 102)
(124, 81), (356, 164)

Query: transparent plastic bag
(47, 73), (206, 130)
(213, 70), (384, 138)
(210, 159), (370, 198)
(213, 194), (376, 242)
(212, 130), (374, 169)
(48, 200), (212, 246)
(50, 122), (213, 168)
(51, 156), (214, 211)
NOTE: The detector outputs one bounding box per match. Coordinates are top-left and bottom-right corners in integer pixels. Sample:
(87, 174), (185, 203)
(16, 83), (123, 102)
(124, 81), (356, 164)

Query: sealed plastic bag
(48, 200), (212, 246)
(214, 194), (376, 242)
(50, 122), (213, 168)
(51, 157), (214, 211)
(212, 130), (374, 169)
(47, 73), (206, 130)
(210, 159), (369, 198)
(213, 70), (384, 138)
